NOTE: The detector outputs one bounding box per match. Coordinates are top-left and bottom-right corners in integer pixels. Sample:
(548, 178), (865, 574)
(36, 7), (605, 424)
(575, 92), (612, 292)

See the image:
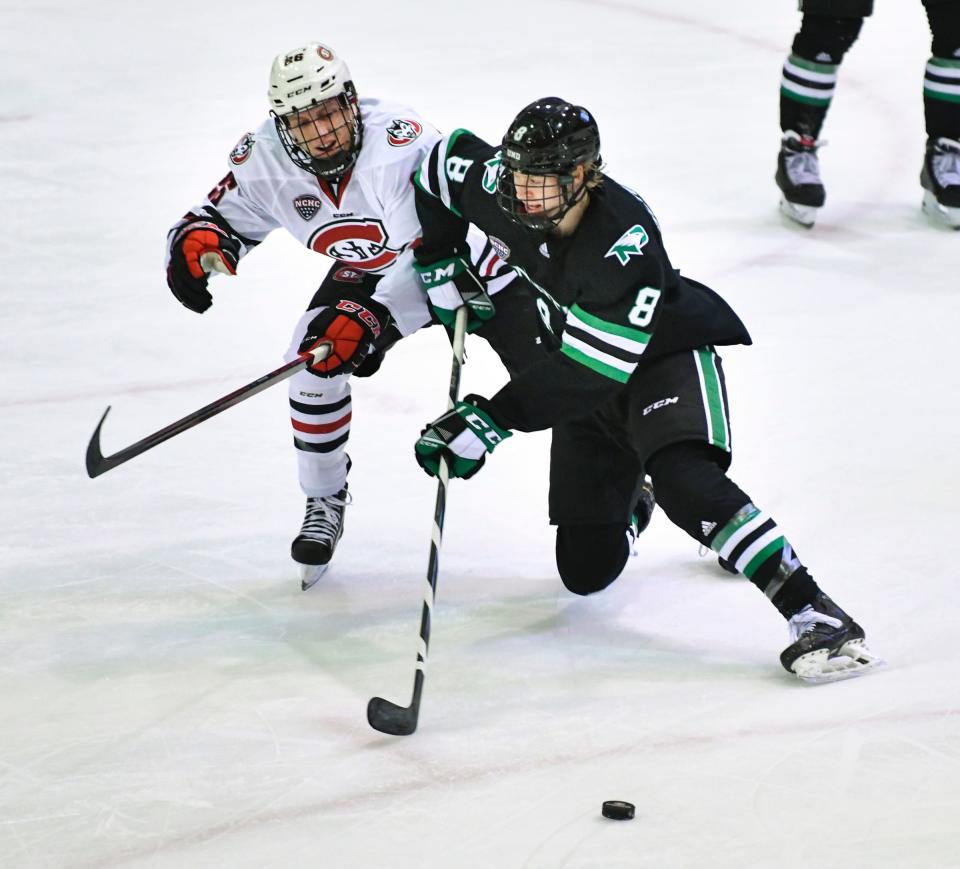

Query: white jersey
(167, 98), (511, 335)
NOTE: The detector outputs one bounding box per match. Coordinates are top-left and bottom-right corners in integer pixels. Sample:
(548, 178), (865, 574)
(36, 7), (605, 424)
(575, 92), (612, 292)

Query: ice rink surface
(2, 1), (959, 866)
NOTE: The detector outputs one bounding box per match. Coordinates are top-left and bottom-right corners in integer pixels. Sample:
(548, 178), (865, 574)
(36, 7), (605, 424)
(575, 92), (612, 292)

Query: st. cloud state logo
(386, 119), (423, 146)
(308, 218), (401, 270)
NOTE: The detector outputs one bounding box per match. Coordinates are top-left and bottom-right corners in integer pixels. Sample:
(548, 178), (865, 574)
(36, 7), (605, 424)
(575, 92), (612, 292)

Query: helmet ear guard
(496, 97), (601, 231)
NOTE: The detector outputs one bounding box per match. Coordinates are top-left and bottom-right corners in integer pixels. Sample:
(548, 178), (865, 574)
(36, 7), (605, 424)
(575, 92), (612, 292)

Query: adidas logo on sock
(701, 520), (717, 537)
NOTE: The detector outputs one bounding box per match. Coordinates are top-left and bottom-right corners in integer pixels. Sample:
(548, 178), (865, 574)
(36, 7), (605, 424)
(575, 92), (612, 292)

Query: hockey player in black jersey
(411, 97), (882, 683)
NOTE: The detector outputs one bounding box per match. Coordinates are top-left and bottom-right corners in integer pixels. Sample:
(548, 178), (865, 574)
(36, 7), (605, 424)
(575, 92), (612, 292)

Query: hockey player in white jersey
(164, 43), (551, 588)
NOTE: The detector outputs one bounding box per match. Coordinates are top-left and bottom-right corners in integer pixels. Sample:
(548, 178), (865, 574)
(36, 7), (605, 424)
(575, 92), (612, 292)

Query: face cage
(274, 94), (363, 180)
(495, 166), (588, 232)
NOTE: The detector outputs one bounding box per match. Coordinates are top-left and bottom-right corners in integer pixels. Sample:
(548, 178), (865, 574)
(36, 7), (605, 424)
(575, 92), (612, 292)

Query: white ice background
(2, 1), (959, 867)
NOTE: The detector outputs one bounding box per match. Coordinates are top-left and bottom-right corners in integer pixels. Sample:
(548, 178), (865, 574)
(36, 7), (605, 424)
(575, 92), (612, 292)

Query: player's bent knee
(555, 524), (629, 595)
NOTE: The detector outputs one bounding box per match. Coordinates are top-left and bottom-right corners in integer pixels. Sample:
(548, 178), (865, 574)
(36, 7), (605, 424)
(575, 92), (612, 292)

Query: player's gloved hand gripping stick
(413, 253), (495, 333)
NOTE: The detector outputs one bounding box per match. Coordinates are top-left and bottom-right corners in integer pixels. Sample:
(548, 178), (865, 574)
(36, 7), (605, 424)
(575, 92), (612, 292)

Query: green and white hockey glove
(414, 396), (512, 480)
(413, 255), (495, 333)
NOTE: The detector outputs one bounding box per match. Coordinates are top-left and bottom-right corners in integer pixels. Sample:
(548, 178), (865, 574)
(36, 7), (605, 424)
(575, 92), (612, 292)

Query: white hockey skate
(780, 592), (884, 684)
(776, 130), (826, 228)
(920, 137), (960, 230)
(292, 485), (351, 590)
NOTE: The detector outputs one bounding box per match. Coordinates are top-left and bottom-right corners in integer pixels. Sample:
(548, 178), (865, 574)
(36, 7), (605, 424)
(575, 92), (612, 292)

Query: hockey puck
(601, 800), (635, 820)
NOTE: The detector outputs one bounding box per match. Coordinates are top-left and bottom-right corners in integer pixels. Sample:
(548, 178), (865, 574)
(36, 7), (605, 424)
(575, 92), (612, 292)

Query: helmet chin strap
(541, 174), (589, 232)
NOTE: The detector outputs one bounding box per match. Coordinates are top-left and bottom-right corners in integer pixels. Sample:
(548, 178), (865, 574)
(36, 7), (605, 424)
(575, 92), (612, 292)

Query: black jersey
(414, 130), (751, 432)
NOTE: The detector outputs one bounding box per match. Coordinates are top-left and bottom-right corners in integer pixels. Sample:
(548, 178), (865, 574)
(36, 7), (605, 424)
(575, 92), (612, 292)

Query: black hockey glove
(298, 296), (390, 377)
(166, 220), (241, 313)
(414, 394), (512, 480)
(413, 254), (495, 333)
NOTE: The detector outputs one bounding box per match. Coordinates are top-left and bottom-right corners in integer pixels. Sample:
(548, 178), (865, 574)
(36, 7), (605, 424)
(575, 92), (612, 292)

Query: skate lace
(787, 604), (843, 643)
(300, 491), (352, 544)
(933, 138), (960, 187)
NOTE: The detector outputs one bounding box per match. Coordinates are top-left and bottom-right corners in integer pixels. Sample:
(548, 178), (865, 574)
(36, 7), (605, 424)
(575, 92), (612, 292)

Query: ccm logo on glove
(298, 299), (385, 376)
(334, 300), (382, 338)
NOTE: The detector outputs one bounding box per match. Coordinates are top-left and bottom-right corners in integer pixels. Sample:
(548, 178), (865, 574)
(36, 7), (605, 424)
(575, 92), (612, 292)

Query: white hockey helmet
(268, 42), (363, 179)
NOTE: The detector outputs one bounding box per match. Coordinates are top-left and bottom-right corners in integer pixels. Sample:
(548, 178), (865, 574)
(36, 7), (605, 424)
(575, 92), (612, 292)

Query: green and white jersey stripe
(413, 129), (473, 216)
(693, 348), (730, 452)
(561, 304), (651, 383)
(781, 54), (837, 106)
(925, 57), (960, 104)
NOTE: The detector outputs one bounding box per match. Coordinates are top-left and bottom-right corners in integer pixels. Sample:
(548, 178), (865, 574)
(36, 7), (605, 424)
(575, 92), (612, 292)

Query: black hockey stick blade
(366, 695), (418, 736)
(84, 347), (330, 480)
(85, 406), (114, 478)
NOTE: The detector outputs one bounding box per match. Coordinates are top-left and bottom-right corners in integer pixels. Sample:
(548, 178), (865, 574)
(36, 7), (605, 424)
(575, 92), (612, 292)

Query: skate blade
(779, 198), (818, 228)
(922, 191), (960, 230)
(791, 639), (886, 685)
(300, 563), (330, 591)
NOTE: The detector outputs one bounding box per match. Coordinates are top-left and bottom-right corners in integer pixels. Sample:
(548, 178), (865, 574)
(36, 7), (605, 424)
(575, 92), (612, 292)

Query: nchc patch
(489, 236), (510, 260)
(229, 133), (254, 165)
(386, 119), (423, 147)
(293, 194), (323, 221)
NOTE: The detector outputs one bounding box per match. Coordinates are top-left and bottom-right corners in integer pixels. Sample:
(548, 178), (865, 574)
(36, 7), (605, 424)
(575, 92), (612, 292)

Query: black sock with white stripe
(781, 14), (863, 137)
(924, 56), (960, 140)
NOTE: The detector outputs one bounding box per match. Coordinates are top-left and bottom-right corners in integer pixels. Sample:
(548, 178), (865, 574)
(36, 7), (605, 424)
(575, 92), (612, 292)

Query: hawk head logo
(605, 225), (649, 266)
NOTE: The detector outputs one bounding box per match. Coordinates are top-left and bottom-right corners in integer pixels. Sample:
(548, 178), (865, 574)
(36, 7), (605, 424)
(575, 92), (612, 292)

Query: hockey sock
(555, 523), (630, 595)
(924, 57), (960, 139)
(647, 441), (821, 619)
(923, 4), (960, 139)
(707, 503), (820, 618)
(781, 14), (864, 137)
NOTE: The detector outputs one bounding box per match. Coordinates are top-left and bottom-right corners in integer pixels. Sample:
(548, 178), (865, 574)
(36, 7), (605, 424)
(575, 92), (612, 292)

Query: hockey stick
(85, 344), (331, 478)
(366, 304), (469, 735)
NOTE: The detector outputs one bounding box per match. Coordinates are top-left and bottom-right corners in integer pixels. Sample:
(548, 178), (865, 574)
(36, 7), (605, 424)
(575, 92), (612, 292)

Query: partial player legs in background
(776, 3), (868, 225)
(921, 0), (960, 228)
(647, 440), (882, 682)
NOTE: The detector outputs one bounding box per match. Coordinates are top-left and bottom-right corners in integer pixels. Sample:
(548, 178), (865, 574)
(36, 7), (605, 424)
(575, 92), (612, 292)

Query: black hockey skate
(920, 136), (960, 230)
(292, 462), (352, 590)
(776, 130), (826, 228)
(627, 480), (656, 554)
(780, 592), (883, 684)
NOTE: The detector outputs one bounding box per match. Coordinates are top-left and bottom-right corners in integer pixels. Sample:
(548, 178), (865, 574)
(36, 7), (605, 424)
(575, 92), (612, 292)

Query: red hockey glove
(167, 221), (241, 313)
(298, 299), (388, 376)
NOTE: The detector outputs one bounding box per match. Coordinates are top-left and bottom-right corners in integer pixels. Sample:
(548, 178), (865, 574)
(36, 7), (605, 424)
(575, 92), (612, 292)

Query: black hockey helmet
(496, 97), (601, 230)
